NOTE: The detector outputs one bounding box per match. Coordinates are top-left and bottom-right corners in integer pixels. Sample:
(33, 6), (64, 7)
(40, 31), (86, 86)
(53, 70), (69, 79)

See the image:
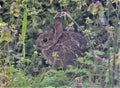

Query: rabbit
(36, 17), (88, 69)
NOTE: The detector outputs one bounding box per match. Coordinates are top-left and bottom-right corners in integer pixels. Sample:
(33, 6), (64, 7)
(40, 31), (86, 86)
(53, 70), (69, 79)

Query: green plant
(30, 69), (68, 87)
(22, 8), (28, 59)
(0, 0), (120, 87)
(0, 66), (31, 87)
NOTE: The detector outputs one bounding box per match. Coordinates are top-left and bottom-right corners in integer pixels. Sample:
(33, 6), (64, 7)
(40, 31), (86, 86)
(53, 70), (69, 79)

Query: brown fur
(36, 17), (88, 69)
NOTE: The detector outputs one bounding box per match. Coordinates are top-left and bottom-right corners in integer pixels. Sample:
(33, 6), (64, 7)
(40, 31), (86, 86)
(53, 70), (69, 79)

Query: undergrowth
(0, 0), (120, 88)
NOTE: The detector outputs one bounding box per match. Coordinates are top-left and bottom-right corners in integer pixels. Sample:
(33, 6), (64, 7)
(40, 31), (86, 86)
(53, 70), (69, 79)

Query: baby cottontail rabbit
(36, 17), (88, 69)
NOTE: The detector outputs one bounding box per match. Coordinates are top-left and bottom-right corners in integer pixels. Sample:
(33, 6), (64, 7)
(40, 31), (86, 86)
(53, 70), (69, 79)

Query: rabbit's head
(36, 17), (63, 49)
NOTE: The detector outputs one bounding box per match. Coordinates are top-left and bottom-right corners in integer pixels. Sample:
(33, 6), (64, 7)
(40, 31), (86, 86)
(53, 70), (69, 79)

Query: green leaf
(84, 60), (94, 65)
(71, 0), (79, 2)
(0, 18), (3, 22)
(22, 8), (28, 59)
(94, 50), (104, 56)
(86, 17), (93, 24)
(77, 57), (84, 63)
(22, 8), (28, 41)
(48, 7), (57, 13)
(63, 0), (70, 5)
(0, 23), (7, 28)
(79, 68), (88, 73)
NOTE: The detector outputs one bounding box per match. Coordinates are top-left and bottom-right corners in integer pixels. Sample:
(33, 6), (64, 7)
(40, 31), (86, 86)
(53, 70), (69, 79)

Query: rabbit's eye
(43, 38), (48, 42)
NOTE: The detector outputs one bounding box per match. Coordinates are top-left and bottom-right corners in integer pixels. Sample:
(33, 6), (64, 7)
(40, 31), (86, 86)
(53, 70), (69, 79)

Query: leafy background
(0, 0), (120, 87)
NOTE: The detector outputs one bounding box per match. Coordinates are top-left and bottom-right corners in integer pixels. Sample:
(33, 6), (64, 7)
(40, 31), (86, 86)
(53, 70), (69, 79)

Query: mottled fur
(36, 17), (88, 69)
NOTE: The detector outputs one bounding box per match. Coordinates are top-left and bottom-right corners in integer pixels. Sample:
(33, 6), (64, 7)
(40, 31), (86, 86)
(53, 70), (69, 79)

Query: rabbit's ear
(53, 17), (63, 38)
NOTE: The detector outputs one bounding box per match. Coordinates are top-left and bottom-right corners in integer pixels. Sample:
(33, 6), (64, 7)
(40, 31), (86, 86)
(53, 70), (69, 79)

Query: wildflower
(10, 2), (19, 17)
(95, 55), (106, 63)
(95, 1), (102, 7)
(88, 2), (94, 9)
(88, 1), (104, 15)
(95, 55), (102, 61)
(99, 13), (107, 26)
(34, 51), (38, 55)
(1, 26), (11, 42)
(102, 58), (106, 62)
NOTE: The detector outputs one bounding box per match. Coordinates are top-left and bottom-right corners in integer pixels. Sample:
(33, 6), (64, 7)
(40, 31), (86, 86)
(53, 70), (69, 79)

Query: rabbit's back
(58, 31), (87, 55)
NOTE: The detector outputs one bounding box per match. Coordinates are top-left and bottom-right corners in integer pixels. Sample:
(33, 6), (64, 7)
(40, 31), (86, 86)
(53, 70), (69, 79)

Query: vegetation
(0, 0), (120, 87)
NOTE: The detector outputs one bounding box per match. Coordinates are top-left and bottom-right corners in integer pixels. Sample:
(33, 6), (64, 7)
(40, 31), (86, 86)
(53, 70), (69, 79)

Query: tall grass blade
(22, 8), (28, 59)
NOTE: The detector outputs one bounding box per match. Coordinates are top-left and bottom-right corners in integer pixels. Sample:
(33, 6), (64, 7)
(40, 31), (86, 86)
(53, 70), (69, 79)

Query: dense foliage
(0, 0), (120, 87)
